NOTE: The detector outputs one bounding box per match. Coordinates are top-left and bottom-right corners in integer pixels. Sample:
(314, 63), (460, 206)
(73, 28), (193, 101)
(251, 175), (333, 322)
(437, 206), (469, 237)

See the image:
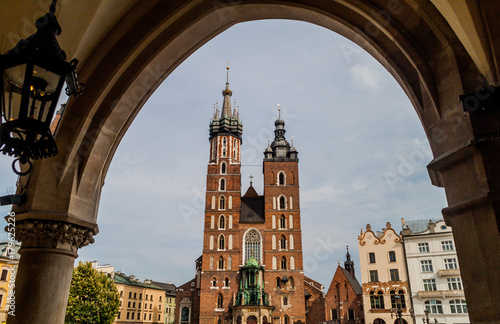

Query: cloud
(349, 63), (384, 92)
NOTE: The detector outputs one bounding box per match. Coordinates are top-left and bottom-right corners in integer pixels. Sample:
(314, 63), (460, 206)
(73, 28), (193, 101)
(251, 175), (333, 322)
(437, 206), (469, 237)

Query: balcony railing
(417, 289), (465, 298)
(438, 269), (461, 277)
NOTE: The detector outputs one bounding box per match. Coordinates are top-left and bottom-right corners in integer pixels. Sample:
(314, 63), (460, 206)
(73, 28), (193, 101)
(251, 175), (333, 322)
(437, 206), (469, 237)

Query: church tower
(186, 68), (306, 324)
(200, 66), (243, 324)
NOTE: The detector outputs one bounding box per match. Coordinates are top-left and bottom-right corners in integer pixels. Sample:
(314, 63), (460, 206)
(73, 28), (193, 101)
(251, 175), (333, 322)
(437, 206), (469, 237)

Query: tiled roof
(152, 281), (177, 296)
(340, 267), (363, 295)
(304, 275), (323, 292)
(113, 272), (165, 290)
(403, 218), (443, 234)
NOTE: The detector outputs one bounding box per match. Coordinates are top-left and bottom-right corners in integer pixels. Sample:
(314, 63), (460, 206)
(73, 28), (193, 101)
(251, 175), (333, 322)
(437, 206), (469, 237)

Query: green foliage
(65, 262), (120, 324)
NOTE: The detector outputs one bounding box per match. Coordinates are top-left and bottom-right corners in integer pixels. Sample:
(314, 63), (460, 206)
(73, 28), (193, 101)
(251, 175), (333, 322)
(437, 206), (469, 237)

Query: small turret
(263, 110), (298, 161)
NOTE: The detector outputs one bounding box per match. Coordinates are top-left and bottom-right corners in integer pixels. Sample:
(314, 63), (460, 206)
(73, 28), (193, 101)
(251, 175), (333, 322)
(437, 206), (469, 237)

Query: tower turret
(344, 245), (355, 278)
(264, 110), (298, 161)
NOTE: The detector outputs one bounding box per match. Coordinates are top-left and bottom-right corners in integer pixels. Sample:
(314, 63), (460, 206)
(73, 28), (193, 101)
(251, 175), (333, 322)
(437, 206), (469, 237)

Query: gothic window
(289, 196), (293, 209)
(209, 235), (214, 250)
(222, 138), (227, 157)
(289, 215), (293, 229)
(272, 215), (276, 229)
(279, 196), (286, 210)
(224, 277), (229, 287)
(281, 256), (287, 270)
(211, 196), (216, 209)
(228, 235), (233, 250)
(229, 215), (233, 228)
(219, 215), (225, 229)
(284, 316), (289, 324)
(219, 196), (225, 210)
(280, 215), (286, 229)
(210, 256), (214, 270)
(283, 297), (288, 306)
(217, 294), (223, 309)
(221, 162), (226, 174)
(290, 256), (295, 270)
(228, 256), (232, 270)
(220, 178), (226, 191)
(218, 256), (224, 270)
(289, 277), (294, 288)
(212, 278), (217, 287)
(278, 172), (285, 185)
(218, 317), (222, 324)
(272, 235), (276, 250)
(218, 235), (225, 250)
(280, 235), (287, 250)
(272, 256), (277, 270)
(276, 277), (281, 288)
(289, 235), (294, 250)
(211, 215), (215, 229)
(244, 229), (261, 263)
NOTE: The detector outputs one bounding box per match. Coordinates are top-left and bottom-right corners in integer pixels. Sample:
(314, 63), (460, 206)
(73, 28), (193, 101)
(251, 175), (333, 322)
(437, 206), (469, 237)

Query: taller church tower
(179, 68), (306, 324)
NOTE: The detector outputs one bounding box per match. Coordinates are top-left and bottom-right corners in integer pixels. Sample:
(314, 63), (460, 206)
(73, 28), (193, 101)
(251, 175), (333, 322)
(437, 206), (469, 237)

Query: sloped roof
(152, 281), (177, 296)
(340, 267), (362, 295)
(240, 195), (265, 223)
(304, 275), (324, 292)
(113, 272), (165, 291)
(403, 218), (443, 234)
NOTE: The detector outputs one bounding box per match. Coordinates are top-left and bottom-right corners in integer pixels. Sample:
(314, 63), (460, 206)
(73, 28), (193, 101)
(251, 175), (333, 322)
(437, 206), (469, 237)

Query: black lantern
(0, 0), (82, 175)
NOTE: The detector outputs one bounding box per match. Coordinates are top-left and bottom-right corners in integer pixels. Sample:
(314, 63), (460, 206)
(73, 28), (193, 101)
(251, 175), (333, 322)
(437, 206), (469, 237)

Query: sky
(0, 19), (447, 291)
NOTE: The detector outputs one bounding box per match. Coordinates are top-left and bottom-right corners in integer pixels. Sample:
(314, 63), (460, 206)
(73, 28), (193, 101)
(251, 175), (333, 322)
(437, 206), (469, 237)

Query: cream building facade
(402, 218), (470, 324)
(358, 223), (412, 324)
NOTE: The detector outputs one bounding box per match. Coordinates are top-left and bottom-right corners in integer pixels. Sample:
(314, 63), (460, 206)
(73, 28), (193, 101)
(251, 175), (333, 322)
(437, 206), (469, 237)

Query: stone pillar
(428, 138), (500, 323)
(6, 220), (95, 324)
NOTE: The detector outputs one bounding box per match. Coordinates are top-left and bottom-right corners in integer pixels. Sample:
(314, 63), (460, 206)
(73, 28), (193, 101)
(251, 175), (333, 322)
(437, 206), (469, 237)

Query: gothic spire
(344, 245), (355, 278)
(220, 65), (233, 119)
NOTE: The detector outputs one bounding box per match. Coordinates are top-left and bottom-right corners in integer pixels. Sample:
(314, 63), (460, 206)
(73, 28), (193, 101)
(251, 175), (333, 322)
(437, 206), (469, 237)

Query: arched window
(229, 215), (233, 228)
(224, 277), (229, 287)
(211, 139), (216, 160)
(276, 277), (281, 288)
(209, 256), (214, 270)
(212, 278), (217, 287)
(211, 215), (215, 229)
(244, 229), (261, 263)
(283, 296), (288, 306)
(222, 138), (227, 157)
(217, 294), (223, 309)
(181, 307), (190, 322)
(218, 317), (222, 324)
(425, 300), (443, 314)
(272, 235), (277, 250)
(228, 235), (233, 250)
(228, 256), (232, 270)
(218, 235), (225, 250)
(280, 235), (287, 250)
(289, 277), (295, 288)
(390, 290), (397, 308)
(219, 215), (225, 229)
(220, 178), (226, 191)
(221, 162), (226, 174)
(233, 139), (238, 158)
(272, 256), (277, 270)
(370, 291), (385, 309)
(281, 256), (287, 270)
(218, 256), (224, 270)
(279, 196), (286, 210)
(398, 290), (406, 309)
(272, 215), (276, 229)
(289, 215), (293, 229)
(450, 299), (468, 314)
(280, 215), (286, 229)
(290, 256), (295, 270)
(278, 172), (285, 185)
(209, 235), (214, 250)
(219, 196), (225, 210)
(290, 234), (294, 250)
(284, 315), (289, 324)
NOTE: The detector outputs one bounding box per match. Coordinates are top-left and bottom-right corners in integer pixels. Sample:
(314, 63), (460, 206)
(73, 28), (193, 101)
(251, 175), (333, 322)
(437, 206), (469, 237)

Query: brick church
(174, 68), (364, 324)
(175, 68), (306, 324)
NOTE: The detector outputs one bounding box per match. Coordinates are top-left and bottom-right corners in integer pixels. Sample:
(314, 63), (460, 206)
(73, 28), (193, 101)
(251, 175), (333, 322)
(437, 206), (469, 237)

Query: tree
(65, 262), (120, 324)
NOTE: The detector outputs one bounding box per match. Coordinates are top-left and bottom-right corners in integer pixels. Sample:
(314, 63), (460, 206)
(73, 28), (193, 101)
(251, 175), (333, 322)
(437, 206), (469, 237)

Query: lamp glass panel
(1, 69), (23, 122)
(32, 65), (60, 94)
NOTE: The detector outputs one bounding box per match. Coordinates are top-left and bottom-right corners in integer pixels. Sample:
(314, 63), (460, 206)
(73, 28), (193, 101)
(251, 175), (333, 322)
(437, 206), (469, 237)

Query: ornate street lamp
(0, 0), (83, 175)
(390, 295), (414, 324)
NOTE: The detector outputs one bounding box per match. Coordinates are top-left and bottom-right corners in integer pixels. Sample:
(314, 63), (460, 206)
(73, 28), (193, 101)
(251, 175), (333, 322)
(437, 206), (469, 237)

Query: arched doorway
(3, 2), (500, 323)
(247, 315), (258, 324)
(373, 319), (386, 324)
(394, 319), (407, 324)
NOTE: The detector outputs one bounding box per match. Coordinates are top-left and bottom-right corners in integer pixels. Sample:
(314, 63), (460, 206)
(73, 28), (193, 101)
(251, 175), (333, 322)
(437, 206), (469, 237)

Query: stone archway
(5, 1), (500, 323)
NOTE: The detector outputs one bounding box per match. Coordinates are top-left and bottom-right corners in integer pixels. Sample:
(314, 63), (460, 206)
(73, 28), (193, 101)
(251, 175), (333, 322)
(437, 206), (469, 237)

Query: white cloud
(349, 63), (384, 92)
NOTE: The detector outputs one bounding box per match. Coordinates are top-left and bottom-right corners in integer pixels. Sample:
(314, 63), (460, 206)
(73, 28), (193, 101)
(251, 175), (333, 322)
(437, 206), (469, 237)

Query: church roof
(244, 256), (260, 268)
(240, 195), (265, 223)
(243, 184), (259, 198)
(339, 266), (363, 295)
